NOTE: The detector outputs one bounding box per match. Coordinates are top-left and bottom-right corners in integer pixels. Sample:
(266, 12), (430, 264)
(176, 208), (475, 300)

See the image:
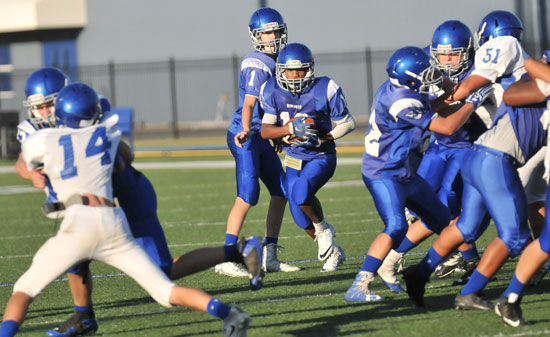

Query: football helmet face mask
(276, 43), (315, 95)
(55, 83), (101, 129)
(431, 20), (474, 78)
(249, 8), (287, 54)
(386, 46), (442, 94)
(23, 67), (69, 128)
(477, 10), (523, 46)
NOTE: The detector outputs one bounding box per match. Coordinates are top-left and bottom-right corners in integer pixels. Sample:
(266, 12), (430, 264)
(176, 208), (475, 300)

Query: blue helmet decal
(248, 8), (287, 54)
(477, 10), (523, 46)
(55, 83), (101, 129)
(276, 43), (315, 94)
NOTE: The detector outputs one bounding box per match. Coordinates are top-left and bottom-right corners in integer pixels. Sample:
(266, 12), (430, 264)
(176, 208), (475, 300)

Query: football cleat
(215, 262), (250, 278)
(455, 292), (493, 310)
(494, 293), (527, 327)
(434, 250), (463, 279)
(452, 256), (480, 285)
(321, 244), (346, 272)
(46, 310), (98, 336)
(239, 236), (265, 290)
(223, 306), (251, 337)
(378, 249), (405, 293)
(345, 271), (383, 302)
(263, 243), (301, 272)
(404, 208), (420, 226)
(315, 223), (336, 261)
(402, 265), (429, 307)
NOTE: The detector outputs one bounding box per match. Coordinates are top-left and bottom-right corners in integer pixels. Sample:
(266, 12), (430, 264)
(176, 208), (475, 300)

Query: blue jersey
(228, 51), (276, 134)
(260, 76), (351, 161)
(362, 80), (433, 181)
(432, 66), (487, 148)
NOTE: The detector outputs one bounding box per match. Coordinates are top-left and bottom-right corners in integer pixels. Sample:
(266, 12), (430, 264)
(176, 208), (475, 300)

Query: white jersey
(22, 115), (121, 203)
(471, 36), (529, 127)
(17, 119), (39, 143)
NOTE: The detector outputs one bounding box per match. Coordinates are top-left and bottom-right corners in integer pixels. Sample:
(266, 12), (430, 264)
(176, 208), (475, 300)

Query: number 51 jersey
(22, 115), (122, 203)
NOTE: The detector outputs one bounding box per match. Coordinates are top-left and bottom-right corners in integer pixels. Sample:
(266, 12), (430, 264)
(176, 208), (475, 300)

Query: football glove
(543, 50), (550, 64)
(288, 116), (317, 140)
(465, 85), (493, 109)
(294, 134), (321, 149)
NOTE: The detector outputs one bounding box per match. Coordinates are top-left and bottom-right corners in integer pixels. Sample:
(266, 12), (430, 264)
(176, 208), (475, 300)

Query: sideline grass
(0, 157), (549, 336)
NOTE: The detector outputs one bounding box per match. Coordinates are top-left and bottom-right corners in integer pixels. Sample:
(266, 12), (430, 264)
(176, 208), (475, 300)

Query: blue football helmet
(477, 10), (523, 46)
(23, 67), (69, 128)
(430, 20), (474, 78)
(249, 8), (287, 54)
(55, 83), (101, 129)
(386, 46), (442, 94)
(276, 43), (314, 94)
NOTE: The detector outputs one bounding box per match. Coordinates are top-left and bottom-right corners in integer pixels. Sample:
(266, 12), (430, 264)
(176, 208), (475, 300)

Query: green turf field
(0, 153), (549, 337)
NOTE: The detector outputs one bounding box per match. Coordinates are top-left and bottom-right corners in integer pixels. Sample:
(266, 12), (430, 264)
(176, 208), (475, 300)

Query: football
(282, 116), (316, 144)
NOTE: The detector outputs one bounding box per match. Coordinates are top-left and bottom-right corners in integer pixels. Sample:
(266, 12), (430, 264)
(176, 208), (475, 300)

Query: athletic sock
(74, 304), (93, 313)
(224, 234), (239, 261)
(265, 237), (278, 245)
(0, 321), (20, 337)
(459, 246), (479, 260)
(207, 298), (232, 320)
(395, 237), (416, 253)
(360, 255), (382, 273)
(460, 270), (489, 295)
(418, 247), (444, 278)
(502, 273), (526, 298)
(312, 219), (328, 232)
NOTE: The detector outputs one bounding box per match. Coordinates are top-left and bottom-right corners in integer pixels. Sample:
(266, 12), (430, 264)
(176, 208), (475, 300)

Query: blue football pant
(285, 154), (336, 229)
(363, 173), (450, 247)
(457, 145), (531, 256)
(227, 131), (285, 205)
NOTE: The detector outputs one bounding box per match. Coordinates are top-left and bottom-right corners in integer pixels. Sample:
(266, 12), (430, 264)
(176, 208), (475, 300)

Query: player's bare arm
(234, 95), (258, 147)
(260, 122), (291, 140)
(15, 153), (45, 188)
(445, 74), (490, 104)
(503, 77), (546, 106)
(524, 57), (550, 83)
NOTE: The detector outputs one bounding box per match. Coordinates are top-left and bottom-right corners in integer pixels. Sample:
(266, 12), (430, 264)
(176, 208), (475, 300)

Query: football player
(15, 69), (263, 337)
(403, 11), (548, 310)
(260, 43), (356, 272)
(378, 20), (487, 292)
(0, 83), (253, 337)
(218, 7), (300, 277)
(346, 46), (492, 302)
(492, 54), (550, 327)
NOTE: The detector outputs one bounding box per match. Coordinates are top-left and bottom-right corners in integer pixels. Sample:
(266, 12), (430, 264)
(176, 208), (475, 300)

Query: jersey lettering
(365, 109), (382, 157)
(482, 48), (501, 64)
(59, 126), (112, 180)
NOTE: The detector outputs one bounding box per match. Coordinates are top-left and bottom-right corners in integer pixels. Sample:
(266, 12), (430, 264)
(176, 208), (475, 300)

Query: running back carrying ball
(283, 116), (316, 144)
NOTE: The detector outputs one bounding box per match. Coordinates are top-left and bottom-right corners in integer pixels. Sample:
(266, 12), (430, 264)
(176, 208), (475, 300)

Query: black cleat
(46, 310), (98, 336)
(452, 256), (480, 285)
(402, 265), (429, 307)
(434, 250), (463, 279)
(494, 294), (527, 327)
(455, 292), (493, 310)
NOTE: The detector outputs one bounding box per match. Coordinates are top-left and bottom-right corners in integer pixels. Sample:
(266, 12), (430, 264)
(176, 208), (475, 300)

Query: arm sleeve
(21, 133), (46, 170)
(259, 82), (278, 125)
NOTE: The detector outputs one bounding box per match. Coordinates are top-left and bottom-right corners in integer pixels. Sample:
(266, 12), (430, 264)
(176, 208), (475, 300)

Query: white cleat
(321, 243), (346, 272)
(223, 306), (251, 337)
(215, 262), (250, 278)
(377, 249), (405, 293)
(315, 223), (336, 261)
(263, 243), (301, 272)
(345, 271), (383, 302)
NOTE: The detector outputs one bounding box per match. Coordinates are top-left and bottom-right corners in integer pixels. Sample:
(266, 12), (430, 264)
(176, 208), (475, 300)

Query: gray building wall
(3, 0), (548, 130)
